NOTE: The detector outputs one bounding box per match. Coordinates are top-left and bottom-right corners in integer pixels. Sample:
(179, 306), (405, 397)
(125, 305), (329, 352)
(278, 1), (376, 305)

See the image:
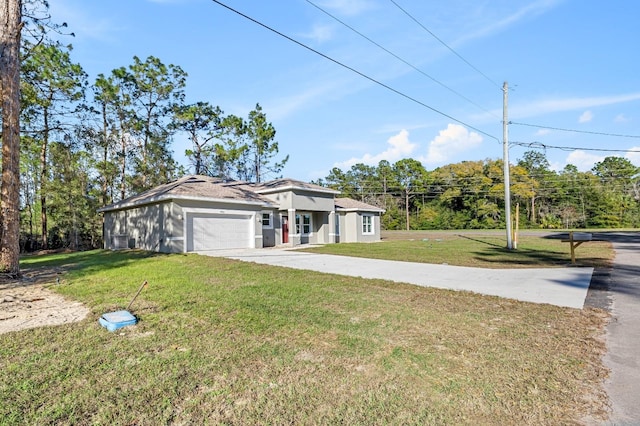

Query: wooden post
(569, 231), (576, 264)
(513, 203), (519, 250)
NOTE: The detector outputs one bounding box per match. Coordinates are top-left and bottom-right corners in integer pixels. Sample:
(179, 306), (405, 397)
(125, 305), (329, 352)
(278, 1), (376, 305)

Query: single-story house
(98, 175), (385, 253)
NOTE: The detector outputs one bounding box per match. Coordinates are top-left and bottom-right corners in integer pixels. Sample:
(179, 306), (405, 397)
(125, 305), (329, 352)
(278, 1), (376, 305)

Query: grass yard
(1, 247), (609, 425)
(301, 230), (614, 269)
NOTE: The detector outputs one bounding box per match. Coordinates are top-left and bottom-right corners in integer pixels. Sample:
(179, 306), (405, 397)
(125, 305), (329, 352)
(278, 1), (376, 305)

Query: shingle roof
(98, 175), (275, 212)
(334, 198), (385, 213)
(253, 178), (340, 195)
(98, 175), (379, 214)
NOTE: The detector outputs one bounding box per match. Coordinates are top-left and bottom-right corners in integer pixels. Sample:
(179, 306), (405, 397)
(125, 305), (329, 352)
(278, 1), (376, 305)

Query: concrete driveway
(199, 248), (593, 309)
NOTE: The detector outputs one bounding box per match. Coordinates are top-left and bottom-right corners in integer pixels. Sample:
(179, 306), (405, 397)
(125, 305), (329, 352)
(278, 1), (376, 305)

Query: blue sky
(50, 0), (640, 181)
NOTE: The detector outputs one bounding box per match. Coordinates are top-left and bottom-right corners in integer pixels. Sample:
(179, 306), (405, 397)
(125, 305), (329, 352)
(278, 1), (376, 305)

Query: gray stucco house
(98, 175), (385, 253)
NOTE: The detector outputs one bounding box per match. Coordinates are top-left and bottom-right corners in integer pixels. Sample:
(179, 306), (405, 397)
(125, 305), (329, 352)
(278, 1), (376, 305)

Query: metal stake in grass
(126, 280), (148, 311)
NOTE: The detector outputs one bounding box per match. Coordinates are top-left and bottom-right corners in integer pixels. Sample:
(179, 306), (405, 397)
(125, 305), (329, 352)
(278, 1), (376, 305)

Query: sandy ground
(0, 268), (89, 335)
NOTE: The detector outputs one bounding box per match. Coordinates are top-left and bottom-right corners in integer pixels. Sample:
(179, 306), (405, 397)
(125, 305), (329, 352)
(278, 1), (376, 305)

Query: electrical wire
(210, 0), (500, 143)
(510, 122), (640, 139)
(305, 0), (499, 119)
(511, 141), (640, 154)
(388, 0), (502, 89)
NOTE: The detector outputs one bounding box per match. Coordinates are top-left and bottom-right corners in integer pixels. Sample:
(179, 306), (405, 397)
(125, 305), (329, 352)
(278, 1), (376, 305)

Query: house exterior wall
(263, 189), (335, 212)
(311, 211), (331, 244)
(336, 211), (382, 243)
(359, 212), (381, 243)
(103, 202), (176, 252)
(261, 189), (337, 246)
(293, 190), (335, 212)
(261, 210), (277, 247)
(103, 200), (269, 253)
(339, 212), (358, 242)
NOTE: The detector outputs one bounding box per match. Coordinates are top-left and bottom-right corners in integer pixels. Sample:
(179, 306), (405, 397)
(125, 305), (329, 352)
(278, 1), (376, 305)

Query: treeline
(16, 42), (287, 252)
(6, 42), (640, 254)
(314, 151), (640, 231)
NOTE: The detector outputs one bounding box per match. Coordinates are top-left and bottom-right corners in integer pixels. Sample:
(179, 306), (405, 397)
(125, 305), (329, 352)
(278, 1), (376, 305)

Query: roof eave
(255, 185), (340, 196)
(98, 193), (276, 213)
(336, 207), (386, 213)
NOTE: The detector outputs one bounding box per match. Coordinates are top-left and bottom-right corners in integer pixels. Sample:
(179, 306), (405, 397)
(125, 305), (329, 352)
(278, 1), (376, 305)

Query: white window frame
(362, 214), (374, 235)
(261, 211), (273, 229)
(295, 213), (312, 235)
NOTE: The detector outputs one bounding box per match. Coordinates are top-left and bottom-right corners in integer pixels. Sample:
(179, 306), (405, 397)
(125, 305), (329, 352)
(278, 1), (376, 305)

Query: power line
(210, 0), (499, 142)
(305, 0), (499, 119)
(510, 122), (640, 139)
(388, 0), (502, 89)
(511, 141), (640, 154)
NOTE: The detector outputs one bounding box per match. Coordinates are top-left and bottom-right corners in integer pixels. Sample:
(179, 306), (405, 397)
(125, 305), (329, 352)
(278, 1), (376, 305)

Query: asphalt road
(589, 232), (640, 425)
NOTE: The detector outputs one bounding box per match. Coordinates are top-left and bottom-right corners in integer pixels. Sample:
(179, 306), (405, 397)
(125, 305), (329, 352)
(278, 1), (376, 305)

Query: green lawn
(0, 248), (609, 425)
(301, 230), (613, 269)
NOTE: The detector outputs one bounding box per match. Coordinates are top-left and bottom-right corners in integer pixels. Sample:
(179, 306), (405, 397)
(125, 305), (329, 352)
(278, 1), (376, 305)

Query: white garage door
(189, 213), (253, 251)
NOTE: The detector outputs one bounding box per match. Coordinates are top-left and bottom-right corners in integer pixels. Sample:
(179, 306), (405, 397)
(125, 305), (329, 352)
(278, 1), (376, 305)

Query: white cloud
(317, 0), (374, 16)
(456, 0), (564, 45)
(565, 150), (605, 171)
(335, 129), (417, 169)
(535, 129), (551, 136)
(615, 114), (630, 123)
(578, 110), (593, 123)
(625, 147), (640, 167)
(300, 24), (335, 44)
(420, 124), (483, 165)
(507, 92), (640, 119)
(269, 79), (343, 121)
(49, 1), (119, 41)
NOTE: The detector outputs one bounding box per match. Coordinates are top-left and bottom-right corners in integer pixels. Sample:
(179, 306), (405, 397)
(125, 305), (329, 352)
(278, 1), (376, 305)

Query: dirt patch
(0, 267), (89, 334)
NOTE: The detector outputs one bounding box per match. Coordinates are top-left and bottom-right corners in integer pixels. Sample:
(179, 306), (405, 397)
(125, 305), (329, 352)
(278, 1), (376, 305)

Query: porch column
(328, 210), (336, 244)
(288, 208), (297, 247)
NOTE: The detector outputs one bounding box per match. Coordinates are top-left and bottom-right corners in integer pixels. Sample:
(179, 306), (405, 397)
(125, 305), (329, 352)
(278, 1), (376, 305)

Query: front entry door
(282, 216), (289, 244)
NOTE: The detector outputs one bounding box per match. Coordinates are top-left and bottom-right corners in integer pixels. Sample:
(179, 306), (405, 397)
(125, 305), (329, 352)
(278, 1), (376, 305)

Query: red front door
(282, 216), (289, 244)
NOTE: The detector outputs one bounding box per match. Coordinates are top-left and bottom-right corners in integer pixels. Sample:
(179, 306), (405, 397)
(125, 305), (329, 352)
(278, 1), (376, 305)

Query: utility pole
(503, 81), (513, 250)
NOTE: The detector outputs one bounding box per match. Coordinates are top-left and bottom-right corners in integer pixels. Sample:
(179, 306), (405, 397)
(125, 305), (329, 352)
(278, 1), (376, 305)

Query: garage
(188, 213), (254, 251)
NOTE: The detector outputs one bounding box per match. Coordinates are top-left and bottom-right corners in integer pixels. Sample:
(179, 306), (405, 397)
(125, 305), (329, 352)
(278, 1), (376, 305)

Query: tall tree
(87, 73), (125, 206)
(21, 42), (86, 249)
(347, 163), (377, 203)
(243, 103), (288, 183)
(204, 104), (288, 183)
(324, 166), (356, 197)
(125, 56), (186, 191)
(517, 150), (552, 224)
(392, 158), (428, 230)
(46, 140), (98, 249)
(376, 160), (399, 229)
(171, 101), (225, 175)
(591, 156), (640, 226)
(592, 156), (639, 183)
(0, 0), (22, 275)
(376, 160), (395, 197)
(105, 68), (135, 200)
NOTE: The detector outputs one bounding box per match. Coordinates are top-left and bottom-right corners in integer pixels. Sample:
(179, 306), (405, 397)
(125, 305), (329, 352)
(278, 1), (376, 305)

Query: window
(362, 215), (373, 235)
(262, 212), (272, 228)
(295, 213), (312, 235)
(303, 214), (311, 234)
